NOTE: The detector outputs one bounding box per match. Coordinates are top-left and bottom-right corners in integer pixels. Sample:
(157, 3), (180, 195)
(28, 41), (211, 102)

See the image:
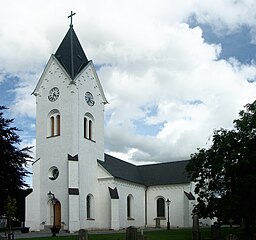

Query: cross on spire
(68, 11), (76, 27)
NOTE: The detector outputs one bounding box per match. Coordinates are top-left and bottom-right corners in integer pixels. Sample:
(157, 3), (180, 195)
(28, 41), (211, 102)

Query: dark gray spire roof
(98, 154), (190, 186)
(54, 25), (89, 79)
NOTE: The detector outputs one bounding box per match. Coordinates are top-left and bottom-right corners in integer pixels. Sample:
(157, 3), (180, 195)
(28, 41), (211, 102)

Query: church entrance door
(54, 201), (61, 228)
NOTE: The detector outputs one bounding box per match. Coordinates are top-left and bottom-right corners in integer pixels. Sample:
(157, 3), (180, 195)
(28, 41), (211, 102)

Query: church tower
(26, 15), (107, 232)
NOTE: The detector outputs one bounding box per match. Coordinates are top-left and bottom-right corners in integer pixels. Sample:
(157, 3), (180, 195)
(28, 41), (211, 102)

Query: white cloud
(1, 0), (256, 165)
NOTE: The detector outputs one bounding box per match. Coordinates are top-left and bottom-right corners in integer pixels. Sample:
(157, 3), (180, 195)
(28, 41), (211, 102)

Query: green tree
(4, 196), (17, 232)
(186, 101), (256, 235)
(0, 106), (32, 215)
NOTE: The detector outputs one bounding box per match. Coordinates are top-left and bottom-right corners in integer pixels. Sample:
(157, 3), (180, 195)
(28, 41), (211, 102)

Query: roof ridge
(104, 153), (137, 167)
(138, 159), (190, 167)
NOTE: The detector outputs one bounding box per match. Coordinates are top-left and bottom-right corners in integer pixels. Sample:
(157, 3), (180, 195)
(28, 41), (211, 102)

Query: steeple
(54, 14), (89, 80)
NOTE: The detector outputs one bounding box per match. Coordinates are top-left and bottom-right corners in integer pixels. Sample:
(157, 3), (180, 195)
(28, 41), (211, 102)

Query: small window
(48, 166), (59, 180)
(157, 198), (165, 217)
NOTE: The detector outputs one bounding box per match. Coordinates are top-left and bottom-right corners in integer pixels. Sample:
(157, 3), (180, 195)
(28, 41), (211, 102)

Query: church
(25, 16), (196, 233)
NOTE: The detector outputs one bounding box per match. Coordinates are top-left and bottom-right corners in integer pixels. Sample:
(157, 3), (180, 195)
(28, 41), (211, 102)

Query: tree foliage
(0, 106), (32, 215)
(186, 101), (256, 233)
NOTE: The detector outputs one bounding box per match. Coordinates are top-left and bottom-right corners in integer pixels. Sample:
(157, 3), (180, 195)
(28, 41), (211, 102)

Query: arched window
(86, 194), (94, 220)
(157, 197), (165, 217)
(56, 115), (60, 136)
(127, 194), (134, 219)
(86, 195), (91, 218)
(48, 110), (61, 137)
(89, 120), (92, 140)
(84, 113), (94, 141)
(50, 116), (54, 136)
(84, 118), (87, 138)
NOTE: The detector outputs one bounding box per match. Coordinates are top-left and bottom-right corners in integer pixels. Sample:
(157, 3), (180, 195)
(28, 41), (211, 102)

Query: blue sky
(1, 1), (256, 185)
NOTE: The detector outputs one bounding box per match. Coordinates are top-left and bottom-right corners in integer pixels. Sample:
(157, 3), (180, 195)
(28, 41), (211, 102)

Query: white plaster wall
(26, 158), (41, 230)
(25, 190), (40, 231)
(97, 179), (116, 229)
(147, 183), (191, 228)
(116, 180), (146, 229)
(98, 177), (146, 230)
(68, 161), (79, 188)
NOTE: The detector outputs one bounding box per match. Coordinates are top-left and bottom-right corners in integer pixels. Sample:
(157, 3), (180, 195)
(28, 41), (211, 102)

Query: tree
(0, 106), (32, 216)
(186, 101), (256, 236)
(4, 196), (17, 233)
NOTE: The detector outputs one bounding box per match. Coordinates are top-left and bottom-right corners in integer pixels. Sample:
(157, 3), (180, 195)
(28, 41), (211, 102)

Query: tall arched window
(48, 110), (61, 137)
(86, 194), (94, 220)
(157, 197), (165, 217)
(89, 120), (92, 140)
(86, 195), (91, 219)
(50, 116), (54, 136)
(56, 115), (60, 136)
(84, 113), (94, 141)
(127, 194), (134, 219)
(84, 118), (87, 138)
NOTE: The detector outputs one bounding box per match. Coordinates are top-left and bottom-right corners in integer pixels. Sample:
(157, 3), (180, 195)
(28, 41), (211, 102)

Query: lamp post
(166, 198), (171, 230)
(47, 191), (59, 237)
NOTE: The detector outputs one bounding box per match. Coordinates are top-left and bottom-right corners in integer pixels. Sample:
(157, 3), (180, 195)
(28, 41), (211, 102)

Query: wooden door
(54, 201), (61, 228)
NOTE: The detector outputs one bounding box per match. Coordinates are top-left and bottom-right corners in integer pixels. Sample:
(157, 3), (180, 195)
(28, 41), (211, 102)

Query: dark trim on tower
(68, 154), (79, 161)
(68, 188), (79, 195)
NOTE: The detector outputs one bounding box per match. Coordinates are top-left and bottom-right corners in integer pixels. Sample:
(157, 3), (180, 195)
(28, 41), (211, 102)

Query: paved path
(2, 229), (76, 239)
(3, 229), (126, 239)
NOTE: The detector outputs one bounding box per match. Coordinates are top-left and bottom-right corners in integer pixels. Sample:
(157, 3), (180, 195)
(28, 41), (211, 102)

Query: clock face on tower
(85, 92), (95, 106)
(48, 87), (60, 102)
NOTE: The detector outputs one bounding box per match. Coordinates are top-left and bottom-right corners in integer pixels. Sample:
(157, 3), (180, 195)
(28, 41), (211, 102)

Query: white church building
(25, 19), (196, 233)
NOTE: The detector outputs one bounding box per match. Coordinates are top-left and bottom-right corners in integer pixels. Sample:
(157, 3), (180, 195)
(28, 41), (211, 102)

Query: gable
(97, 162), (114, 179)
(75, 61), (108, 104)
(33, 55), (71, 95)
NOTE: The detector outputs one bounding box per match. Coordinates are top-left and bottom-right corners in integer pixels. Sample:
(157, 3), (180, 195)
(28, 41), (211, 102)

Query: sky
(1, 1), (256, 185)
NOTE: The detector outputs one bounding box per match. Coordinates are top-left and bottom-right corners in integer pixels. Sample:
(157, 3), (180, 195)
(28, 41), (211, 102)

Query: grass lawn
(18, 227), (247, 240)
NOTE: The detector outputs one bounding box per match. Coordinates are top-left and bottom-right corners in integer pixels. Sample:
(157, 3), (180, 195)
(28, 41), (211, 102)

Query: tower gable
(75, 61), (108, 105)
(33, 54), (72, 96)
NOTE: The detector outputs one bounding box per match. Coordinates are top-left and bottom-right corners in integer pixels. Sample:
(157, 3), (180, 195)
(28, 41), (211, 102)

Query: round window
(48, 166), (59, 180)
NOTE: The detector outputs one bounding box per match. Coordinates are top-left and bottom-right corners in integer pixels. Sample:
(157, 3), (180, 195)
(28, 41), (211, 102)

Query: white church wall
(98, 179), (114, 229)
(147, 183), (191, 228)
(115, 180), (146, 229)
(25, 189), (40, 231)
(110, 199), (120, 230)
(97, 178), (146, 230)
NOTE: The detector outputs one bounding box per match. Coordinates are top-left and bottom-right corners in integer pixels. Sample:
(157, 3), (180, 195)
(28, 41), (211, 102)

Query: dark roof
(138, 160), (191, 186)
(98, 154), (190, 186)
(55, 25), (89, 79)
(99, 154), (144, 185)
